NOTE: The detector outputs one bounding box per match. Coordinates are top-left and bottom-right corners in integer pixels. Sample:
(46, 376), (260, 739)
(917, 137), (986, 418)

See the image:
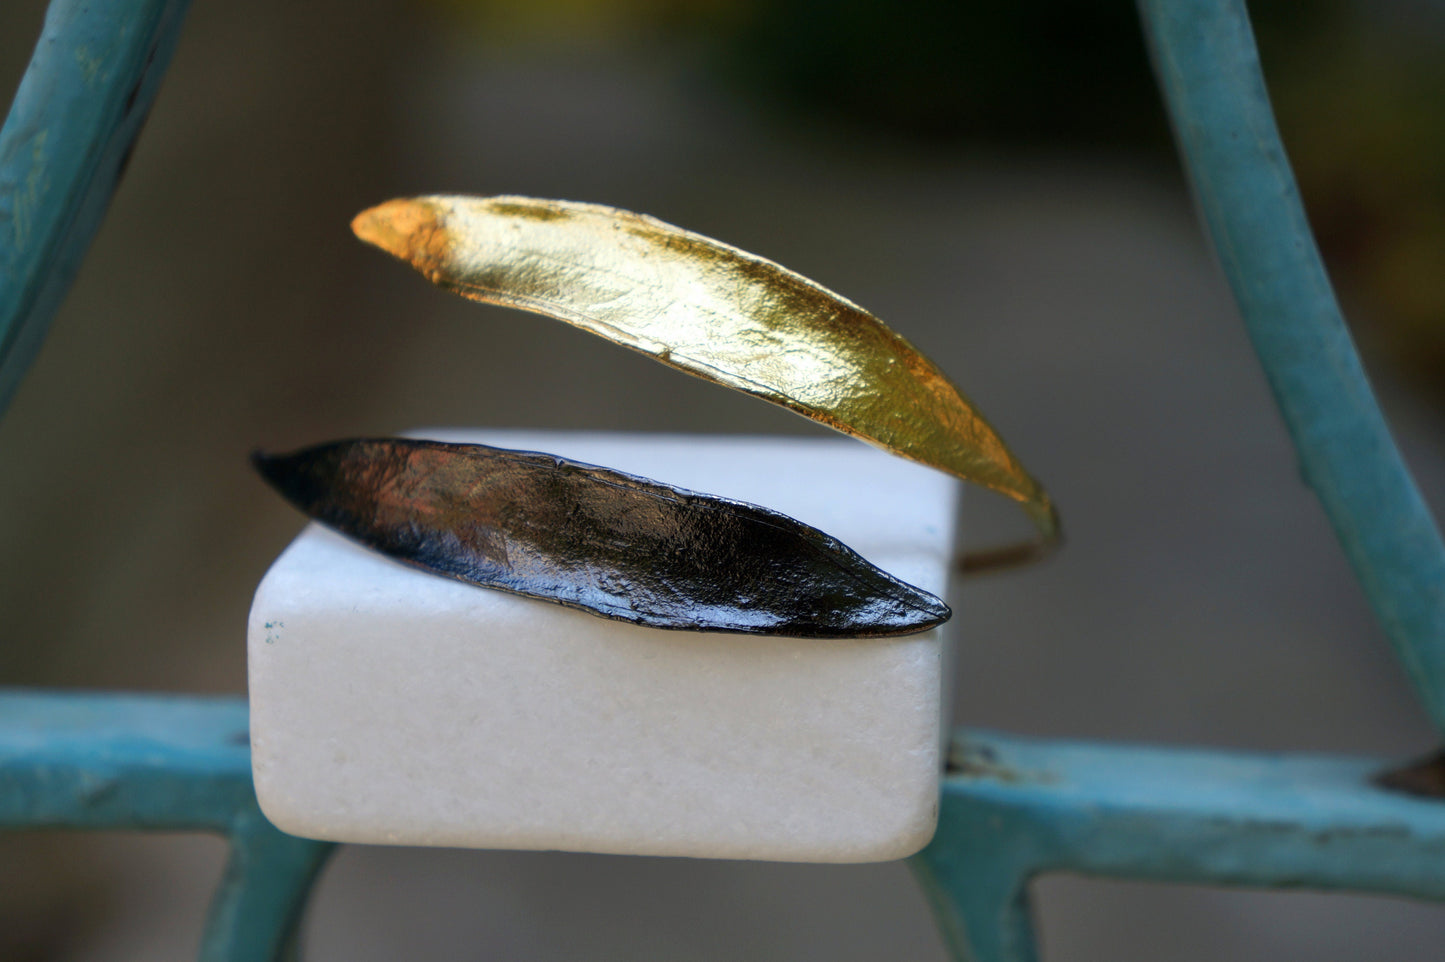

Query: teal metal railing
(0, 0), (189, 413)
(0, 4), (334, 960)
(0, 691), (332, 961)
(910, 2), (1445, 958)
(3, 1), (1443, 959)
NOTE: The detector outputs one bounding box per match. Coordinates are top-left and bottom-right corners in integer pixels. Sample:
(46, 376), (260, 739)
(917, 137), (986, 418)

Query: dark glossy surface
(253, 438), (950, 638)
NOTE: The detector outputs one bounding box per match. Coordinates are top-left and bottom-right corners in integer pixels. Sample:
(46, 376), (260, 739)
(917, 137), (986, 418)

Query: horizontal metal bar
(0, 688), (335, 962)
(0, 688), (252, 832)
(912, 729), (1445, 962)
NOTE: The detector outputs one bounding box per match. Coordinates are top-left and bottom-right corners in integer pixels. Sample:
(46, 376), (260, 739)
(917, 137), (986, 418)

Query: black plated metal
(252, 438), (950, 638)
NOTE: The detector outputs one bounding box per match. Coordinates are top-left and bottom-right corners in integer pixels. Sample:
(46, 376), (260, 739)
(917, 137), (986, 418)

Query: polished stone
(248, 430), (959, 862)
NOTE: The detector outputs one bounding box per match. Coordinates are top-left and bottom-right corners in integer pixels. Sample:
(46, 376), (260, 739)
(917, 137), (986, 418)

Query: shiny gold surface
(353, 195), (1059, 562)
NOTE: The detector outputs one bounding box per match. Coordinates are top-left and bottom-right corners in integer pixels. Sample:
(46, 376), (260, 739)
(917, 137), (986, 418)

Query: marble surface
(248, 429), (960, 863)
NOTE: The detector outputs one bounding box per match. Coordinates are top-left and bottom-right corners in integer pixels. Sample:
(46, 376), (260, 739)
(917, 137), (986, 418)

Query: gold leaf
(353, 195), (1059, 567)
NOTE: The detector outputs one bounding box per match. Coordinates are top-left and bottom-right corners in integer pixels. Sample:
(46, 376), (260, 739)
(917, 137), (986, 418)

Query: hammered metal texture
(253, 437), (950, 638)
(351, 195), (1058, 558)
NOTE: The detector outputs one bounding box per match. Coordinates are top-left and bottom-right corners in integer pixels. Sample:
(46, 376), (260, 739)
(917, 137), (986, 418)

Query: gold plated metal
(353, 195), (1059, 566)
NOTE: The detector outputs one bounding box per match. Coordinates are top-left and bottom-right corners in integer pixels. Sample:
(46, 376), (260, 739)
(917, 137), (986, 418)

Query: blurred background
(3, 0), (1445, 958)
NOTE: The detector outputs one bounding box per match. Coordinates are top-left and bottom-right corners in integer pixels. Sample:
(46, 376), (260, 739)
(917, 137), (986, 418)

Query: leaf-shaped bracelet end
(253, 438), (951, 638)
(352, 194), (1060, 571)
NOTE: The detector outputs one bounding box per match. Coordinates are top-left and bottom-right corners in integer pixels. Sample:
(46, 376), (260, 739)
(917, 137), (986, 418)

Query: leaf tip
(251, 445), (328, 516)
(352, 198), (443, 264)
(250, 448), (281, 485)
(899, 587), (951, 636)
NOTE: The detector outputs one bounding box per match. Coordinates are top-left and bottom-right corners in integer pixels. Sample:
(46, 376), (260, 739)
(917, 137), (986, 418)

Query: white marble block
(248, 429), (960, 863)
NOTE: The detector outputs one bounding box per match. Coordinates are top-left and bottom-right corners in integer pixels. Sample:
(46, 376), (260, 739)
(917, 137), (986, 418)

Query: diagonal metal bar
(911, 730), (1445, 962)
(202, 808), (337, 962)
(0, 689), (335, 962)
(1135, 0), (1445, 731)
(0, 0), (192, 420)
